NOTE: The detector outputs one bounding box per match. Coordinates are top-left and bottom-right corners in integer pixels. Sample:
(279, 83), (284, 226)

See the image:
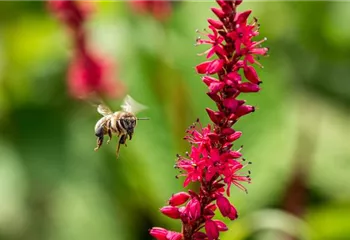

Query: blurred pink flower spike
(48, 0), (125, 99)
(129, 0), (173, 22)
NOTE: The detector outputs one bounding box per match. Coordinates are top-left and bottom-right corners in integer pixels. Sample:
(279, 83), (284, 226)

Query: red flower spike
(160, 206), (181, 219)
(205, 220), (219, 240)
(152, 0), (267, 238)
(169, 192), (190, 206)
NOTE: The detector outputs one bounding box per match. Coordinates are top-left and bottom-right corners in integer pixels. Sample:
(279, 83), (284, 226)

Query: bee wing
(97, 104), (113, 116)
(121, 95), (147, 114)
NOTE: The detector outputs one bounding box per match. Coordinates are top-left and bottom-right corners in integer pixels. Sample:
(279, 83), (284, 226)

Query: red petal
(235, 10), (252, 25)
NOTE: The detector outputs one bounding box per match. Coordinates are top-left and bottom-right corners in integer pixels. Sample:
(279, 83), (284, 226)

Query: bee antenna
(137, 117), (150, 120)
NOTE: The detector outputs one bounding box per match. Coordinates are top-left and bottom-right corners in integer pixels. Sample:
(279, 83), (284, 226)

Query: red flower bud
(160, 206), (181, 219)
(239, 82), (260, 93)
(195, 59), (224, 75)
(216, 195), (231, 217)
(223, 98), (239, 112)
(207, 92), (221, 103)
(250, 47), (269, 56)
(208, 18), (224, 29)
(205, 220), (219, 240)
(169, 192), (190, 206)
(207, 59), (224, 74)
(206, 108), (224, 125)
(231, 151), (242, 158)
(227, 131), (242, 142)
(222, 128), (235, 135)
(228, 205), (238, 220)
(235, 0), (243, 6)
(244, 65), (261, 84)
(202, 76), (225, 94)
(184, 198), (201, 221)
(149, 227), (169, 240)
(213, 220), (228, 231)
(211, 7), (225, 19)
(166, 231), (183, 240)
(236, 105), (255, 117)
(196, 61), (211, 74)
(226, 71), (242, 83)
(193, 232), (207, 240)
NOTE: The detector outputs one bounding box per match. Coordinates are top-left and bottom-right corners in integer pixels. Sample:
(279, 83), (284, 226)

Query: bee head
(120, 115), (137, 140)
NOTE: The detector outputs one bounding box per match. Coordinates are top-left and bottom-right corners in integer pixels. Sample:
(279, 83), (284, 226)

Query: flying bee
(94, 95), (148, 157)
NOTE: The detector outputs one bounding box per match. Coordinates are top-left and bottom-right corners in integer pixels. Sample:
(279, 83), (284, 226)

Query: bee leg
(94, 126), (104, 151)
(107, 129), (112, 144)
(116, 134), (127, 157)
(94, 136), (104, 151)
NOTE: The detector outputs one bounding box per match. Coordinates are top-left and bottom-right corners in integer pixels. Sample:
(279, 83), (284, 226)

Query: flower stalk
(150, 0), (268, 239)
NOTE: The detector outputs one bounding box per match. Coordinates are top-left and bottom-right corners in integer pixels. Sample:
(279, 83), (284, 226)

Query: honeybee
(94, 95), (148, 157)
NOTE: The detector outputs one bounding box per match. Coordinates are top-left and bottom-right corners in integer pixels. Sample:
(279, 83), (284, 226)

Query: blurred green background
(1, 1), (350, 240)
